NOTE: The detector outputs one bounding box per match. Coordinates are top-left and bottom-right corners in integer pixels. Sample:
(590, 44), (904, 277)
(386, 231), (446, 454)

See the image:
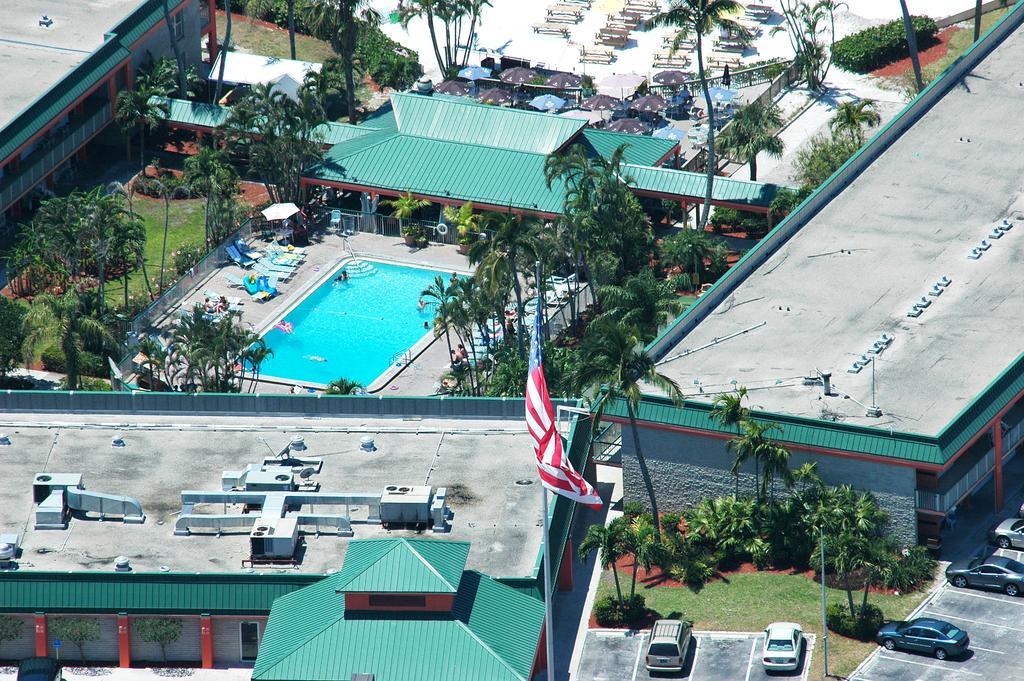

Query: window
(904, 628), (924, 638)
(979, 566), (1003, 575)
(173, 11), (184, 40)
(240, 622), (260, 661)
(367, 594), (427, 608)
(766, 639), (793, 652)
(916, 629), (937, 640)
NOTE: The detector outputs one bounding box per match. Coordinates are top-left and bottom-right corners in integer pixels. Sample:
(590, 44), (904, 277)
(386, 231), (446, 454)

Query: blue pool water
(259, 260), (450, 386)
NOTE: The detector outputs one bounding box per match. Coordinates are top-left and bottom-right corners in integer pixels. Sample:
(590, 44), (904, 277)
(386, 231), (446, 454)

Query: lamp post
(820, 524), (829, 677)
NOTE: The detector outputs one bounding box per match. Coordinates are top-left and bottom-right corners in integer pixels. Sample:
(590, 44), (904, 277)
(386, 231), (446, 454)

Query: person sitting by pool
(218, 296), (229, 313)
(450, 272), (459, 286)
(456, 344), (469, 363)
(202, 298), (217, 315)
(417, 298), (426, 311)
(451, 350), (465, 368)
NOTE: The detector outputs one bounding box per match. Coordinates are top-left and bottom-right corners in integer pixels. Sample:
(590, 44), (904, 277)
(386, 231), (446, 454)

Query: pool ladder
(390, 348), (412, 367)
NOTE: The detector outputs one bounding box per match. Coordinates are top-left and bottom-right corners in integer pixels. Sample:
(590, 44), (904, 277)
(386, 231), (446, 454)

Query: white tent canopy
(208, 53), (321, 90)
(261, 203), (300, 221)
(597, 73), (646, 97)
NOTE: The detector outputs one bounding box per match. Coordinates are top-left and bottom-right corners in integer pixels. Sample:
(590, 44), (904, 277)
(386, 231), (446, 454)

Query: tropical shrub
(794, 134), (860, 190)
(41, 347), (106, 378)
(877, 546), (937, 592)
(0, 297), (27, 377)
(593, 594), (647, 627)
(172, 243), (206, 275)
(710, 207), (770, 237)
(826, 602), (884, 640)
(832, 17), (938, 73)
(355, 25), (422, 90)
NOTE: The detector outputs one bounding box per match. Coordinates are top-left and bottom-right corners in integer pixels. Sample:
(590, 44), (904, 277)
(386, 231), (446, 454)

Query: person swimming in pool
(304, 355), (327, 362)
(334, 270), (349, 283)
(417, 297), (426, 311)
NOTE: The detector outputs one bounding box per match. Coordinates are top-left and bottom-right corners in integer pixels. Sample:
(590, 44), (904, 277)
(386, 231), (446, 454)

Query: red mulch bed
(238, 181), (270, 205)
(215, 9), (282, 32)
(872, 27), (958, 77)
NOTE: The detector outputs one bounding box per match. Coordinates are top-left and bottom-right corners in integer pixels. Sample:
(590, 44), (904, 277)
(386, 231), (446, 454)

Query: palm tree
(660, 228), (712, 286)
(759, 440), (794, 502)
(422, 276), (457, 362)
(161, 0), (188, 97)
(716, 101), (784, 181)
(383, 190), (431, 235)
(727, 419), (782, 502)
(624, 516), (668, 603)
(301, 0), (380, 124)
(214, 0), (234, 103)
(898, 0), (924, 93)
(470, 211), (539, 359)
(711, 387), (748, 493)
(598, 271), (683, 343)
(243, 340), (273, 392)
(136, 336), (166, 390)
(829, 99), (881, 145)
(114, 88), (168, 167)
(578, 519), (627, 605)
(22, 292), (116, 390)
(974, 0), (983, 41)
(576, 317), (683, 541)
(246, 0), (297, 59)
(652, 0), (741, 230)
(326, 377), (364, 394)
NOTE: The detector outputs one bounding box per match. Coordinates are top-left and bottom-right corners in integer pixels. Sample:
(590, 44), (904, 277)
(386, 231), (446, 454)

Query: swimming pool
(259, 260), (451, 386)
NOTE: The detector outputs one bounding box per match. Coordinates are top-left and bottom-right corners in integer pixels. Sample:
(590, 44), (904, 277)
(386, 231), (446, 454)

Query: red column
(994, 423), (1004, 511)
(200, 615), (214, 668)
(530, 617), (547, 677)
(108, 77), (118, 105)
(34, 614), (47, 656)
(117, 614), (131, 668)
(558, 538), (574, 592)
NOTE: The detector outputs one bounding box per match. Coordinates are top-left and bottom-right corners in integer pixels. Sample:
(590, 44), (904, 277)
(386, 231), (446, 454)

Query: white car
(762, 622), (804, 672)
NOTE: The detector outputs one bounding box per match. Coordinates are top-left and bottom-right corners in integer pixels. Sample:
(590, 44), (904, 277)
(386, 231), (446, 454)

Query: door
(1011, 521), (1024, 547)
(977, 566), (1003, 588)
(240, 622), (260, 662)
(902, 627), (928, 652)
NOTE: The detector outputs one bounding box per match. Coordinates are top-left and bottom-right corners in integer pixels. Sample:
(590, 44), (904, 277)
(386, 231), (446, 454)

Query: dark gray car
(945, 555), (1024, 596)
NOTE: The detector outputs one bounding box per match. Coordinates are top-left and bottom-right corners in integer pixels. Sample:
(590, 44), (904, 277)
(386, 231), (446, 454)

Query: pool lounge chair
(256, 257), (297, 273)
(256, 262), (295, 280)
(226, 244), (255, 268)
(234, 239), (262, 261)
(224, 273), (246, 289)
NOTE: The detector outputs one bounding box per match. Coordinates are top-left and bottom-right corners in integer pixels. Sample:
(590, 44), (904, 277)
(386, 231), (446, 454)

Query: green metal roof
(318, 121), (376, 145)
(603, 395), (945, 465)
(580, 129), (677, 167)
(626, 163), (782, 208)
(0, 572), (321, 615)
(332, 538), (469, 594)
(307, 132), (566, 213)
(151, 96), (230, 129)
(391, 92), (584, 154)
(0, 0), (188, 163)
(253, 570), (544, 681)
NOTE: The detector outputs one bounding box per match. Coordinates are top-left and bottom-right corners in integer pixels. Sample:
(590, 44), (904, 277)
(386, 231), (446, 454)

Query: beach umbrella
(435, 80), (469, 96)
(632, 94), (667, 113)
(653, 70), (689, 86)
(545, 72), (582, 88)
(499, 66), (537, 84)
(529, 93), (567, 111)
(477, 88), (512, 105)
(458, 65), (492, 81)
(607, 118), (649, 134)
(722, 64), (732, 88)
(707, 86), (738, 104)
(652, 126), (687, 141)
(559, 109), (605, 124)
(581, 93), (620, 111)
(597, 73), (646, 96)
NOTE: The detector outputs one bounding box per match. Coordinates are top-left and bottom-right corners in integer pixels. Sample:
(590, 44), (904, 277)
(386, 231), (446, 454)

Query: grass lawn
(217, 14), (336, 65)
(923, 8), (1012, 81)
(104, 196), (206, 308)
(598, 569), (933, 681)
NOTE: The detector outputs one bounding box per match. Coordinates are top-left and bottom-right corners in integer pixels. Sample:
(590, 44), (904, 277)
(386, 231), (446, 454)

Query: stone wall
(621, 424), (919, 545)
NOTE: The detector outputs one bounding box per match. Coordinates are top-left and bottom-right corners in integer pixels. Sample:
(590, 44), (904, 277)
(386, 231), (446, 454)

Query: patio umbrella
(529, 93), (567, 111)
(581, 93), (620, 111)
(597, 73), (646, 97)
(261, 202), (300, 221)
(458, 65), (492, 81)
(477, 88), (512, 105)
(435, 80), (469, 96)
(652, 126), (687, 141)
(653, 70), (689, 86)
(545, 72), (582, 88)
(632, 94), (668, 113)
(499, 67), (537, 84)
(607, 118), (649, 134)
(707, 86), (739, 104)
(722, 64), (732, 88)
(559, 109), (605, 124)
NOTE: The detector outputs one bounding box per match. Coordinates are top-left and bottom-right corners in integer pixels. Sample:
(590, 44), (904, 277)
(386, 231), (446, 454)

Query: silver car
(990, 517), (1024, 549)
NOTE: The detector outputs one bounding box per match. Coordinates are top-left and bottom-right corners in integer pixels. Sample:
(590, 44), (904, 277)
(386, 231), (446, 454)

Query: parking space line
(689, 635), (702, 681)
(941, 589), (1024, 607)
(629, 633), (644, 681)
(743, 638), (757, 681)
(967, 644), (1006, 654)
(876, 655), (983, 676)
(923, 610), (1024, 632)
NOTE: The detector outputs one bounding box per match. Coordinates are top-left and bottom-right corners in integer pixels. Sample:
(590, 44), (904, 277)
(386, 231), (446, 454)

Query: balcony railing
(917, 421), (1023, 513)
(0, 102), (113, 212)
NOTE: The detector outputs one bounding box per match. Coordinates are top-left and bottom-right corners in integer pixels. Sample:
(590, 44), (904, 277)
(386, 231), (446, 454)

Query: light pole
(820, 524), (829, 677)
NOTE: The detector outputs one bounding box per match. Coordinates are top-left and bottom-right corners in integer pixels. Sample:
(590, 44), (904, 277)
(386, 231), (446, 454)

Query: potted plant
(416, 235), (429, 249)
(383, 190), (430, 245)
(443, 202), (480, 256)
(401, 224), (424, 247)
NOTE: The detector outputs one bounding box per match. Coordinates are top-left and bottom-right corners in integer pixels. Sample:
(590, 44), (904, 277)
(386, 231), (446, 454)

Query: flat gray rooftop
(657, 24), (1024, 436)
(0, 0), (143, 130)
(0, 416), (544, 577)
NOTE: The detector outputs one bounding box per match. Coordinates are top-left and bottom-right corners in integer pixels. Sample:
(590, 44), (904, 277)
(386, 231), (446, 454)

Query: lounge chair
(256, 262), (294, 280)
(226, 244), (255, 268)
(329, 209), (342, 231)
(234, 239), (262, 261)
(224, 273), (246, 289)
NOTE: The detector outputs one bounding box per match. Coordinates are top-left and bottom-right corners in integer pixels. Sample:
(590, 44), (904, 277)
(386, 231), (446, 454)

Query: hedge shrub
(42, 346), (107, 378)
(832, 17), (938, 73)
(593, 594), (647, 627)
(826, 602), (884, 641)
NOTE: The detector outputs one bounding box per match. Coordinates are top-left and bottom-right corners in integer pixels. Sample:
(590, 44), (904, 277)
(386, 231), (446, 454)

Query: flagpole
(537, 257), (556, 681)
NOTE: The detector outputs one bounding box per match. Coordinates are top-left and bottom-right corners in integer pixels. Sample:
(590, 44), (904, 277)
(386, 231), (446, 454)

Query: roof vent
(989, 227), (1004, 239)
(0, 434), (10, 446)
(928, 283), (943, 297)
(968, 247), (982, 260)
(360, 436), (376, 452)
(847, 361), (865, 374)
(978, 239), (991, 251)
(39, 15), (53, 27)
(937, 276), (951, 288)
(111, 435), (126, 448)
(413, 75), (434, 95)
(1000, 219), (1014, 231)
(0, 543), (15, 561)
(820, 370), (833, 397)
(289, 435), (306, 452)
(114, 556), (131, 572)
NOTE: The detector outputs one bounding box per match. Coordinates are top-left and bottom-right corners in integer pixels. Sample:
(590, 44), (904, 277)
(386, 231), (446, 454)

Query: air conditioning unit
(0, 533), (19, 569)
(244, 469), (295, 492)
(380, 486), (433, 526)
(33, 473), (83, 503)
(249, 517), (298, 559)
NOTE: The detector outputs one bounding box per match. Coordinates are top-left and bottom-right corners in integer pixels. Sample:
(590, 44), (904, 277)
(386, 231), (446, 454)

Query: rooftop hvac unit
(0, 533), (19, 569)
(380, 486), (433, 527)
(32, 473), (83, 503)
(244, 469), (295, 492)
(249, 517), (299, 559)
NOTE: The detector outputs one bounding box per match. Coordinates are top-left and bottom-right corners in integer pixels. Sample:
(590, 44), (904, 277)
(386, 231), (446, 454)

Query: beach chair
(256, 261), (295, 280)
(226, 244), (255, 268)
(234, 239), (261, 261)
(224, 273), (247, 289)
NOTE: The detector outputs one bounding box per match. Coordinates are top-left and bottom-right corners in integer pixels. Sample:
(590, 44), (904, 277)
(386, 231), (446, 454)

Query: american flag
(526, 305), (602, 509)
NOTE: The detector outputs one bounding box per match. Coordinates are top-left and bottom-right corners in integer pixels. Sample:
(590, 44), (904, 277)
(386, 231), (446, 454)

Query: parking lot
(575, 630), (814, 681)
(852, 548), (1024, 681)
